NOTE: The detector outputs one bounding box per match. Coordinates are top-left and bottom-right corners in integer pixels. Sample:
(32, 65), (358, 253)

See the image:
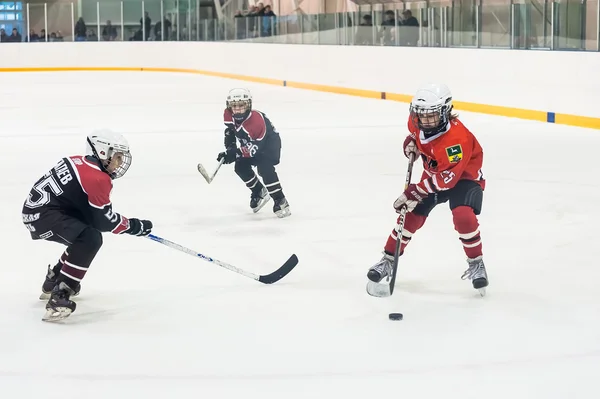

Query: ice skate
(250, 186), (270, 213)
(365, 252), (396, 297)
(367, 252), (394, 283)
(461, 256), (488, 296)
(40, 264), (80, 300)
(273, 197), (291, 218)
(42, 282), (77, 322)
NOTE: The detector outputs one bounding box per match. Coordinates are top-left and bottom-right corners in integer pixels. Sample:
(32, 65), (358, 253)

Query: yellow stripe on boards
(385, 93), (413, 103)
(0, 67), (142, 73)
(142, 68), (284, 86)
(554, 113), (600, 130)
(453, 100), (548, 123)
(0, 66), (598, 130)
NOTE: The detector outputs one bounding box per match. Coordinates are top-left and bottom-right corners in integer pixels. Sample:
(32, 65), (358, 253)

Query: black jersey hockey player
(217, 88), (291, 218)
(22, 130), (153, 321)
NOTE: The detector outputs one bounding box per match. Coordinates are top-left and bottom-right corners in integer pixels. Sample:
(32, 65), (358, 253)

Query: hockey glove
(224, 127), (236, 148)
(403, 135), (420, 159)
(217, 147), (238, 164)
(393, 184), (428, 213)
(126, 218), (153, 236)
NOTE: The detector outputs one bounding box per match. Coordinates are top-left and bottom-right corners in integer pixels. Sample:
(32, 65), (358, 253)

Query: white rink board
(2, 42), (600, 118)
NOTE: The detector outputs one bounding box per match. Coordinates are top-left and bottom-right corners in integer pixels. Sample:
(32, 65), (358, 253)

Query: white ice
(0, 72), (599, 399)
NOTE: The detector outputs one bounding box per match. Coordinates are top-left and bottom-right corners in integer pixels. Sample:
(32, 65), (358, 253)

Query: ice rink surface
(0, 72), (599, 398)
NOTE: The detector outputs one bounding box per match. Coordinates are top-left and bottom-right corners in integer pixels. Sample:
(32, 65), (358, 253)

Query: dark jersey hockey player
(22, 130), (153, 321)
(367, 83), (489, 296)
(217, 88), (291, 218)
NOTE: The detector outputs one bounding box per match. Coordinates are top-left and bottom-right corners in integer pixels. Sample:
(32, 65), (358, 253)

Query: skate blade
(473, 278), (488, 297)
(366, 280), (391, 297)
(252, 196), (271, 213)
(42, 307), (73, 322)
(275, 207), (291, 218)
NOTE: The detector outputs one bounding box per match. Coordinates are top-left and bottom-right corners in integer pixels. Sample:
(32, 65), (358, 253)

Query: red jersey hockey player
(367, 83), (489, 295)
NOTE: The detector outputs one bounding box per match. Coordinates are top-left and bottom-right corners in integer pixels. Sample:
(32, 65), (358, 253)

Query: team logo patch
(445, 144), (463, 163)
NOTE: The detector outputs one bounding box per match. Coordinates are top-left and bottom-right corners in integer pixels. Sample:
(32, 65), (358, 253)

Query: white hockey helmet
(409, 83), (453, 134)
(226, 88), (252, 122)
(86, 129), (132, 179)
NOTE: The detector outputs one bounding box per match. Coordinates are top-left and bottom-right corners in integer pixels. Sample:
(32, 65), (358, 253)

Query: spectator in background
(231, 3), (281, 39)
(263, 6), (275, 17)
(355, 14), (373, 45)
(154, 16), (172, 41)
(380, 10), (396, 46)
(75, 17), (87, 41)
(261, 5), (275, 36)
(26, 29), (39, 42)
(400, 10), (419, 46)
(7, 27), (21, 42)
(39, 29), (48, 41)
(0, 28), (6, 42)
(140, 11), (151, 40)
(102, 20), (117, 41)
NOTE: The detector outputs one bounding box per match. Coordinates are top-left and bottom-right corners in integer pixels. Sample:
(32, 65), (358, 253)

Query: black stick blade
(258, 254), (299, 284)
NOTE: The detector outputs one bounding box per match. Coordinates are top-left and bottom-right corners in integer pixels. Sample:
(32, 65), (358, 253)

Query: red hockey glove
(403, 135), (420, 159)
(393, 183), (428, 213)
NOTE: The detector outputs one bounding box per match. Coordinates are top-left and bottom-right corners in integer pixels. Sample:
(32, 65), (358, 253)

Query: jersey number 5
(24, 175), (64, 209)
(442, 171), (456, 185)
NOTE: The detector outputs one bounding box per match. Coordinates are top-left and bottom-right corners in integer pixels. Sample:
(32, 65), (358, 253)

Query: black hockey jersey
(22, 155), (131, 234)
(223, 109), (280, 158)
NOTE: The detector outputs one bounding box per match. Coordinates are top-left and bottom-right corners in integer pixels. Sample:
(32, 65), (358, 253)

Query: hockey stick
(146, 234), (299, 284)
(366, 152), (415, 298)
(197, 158), (225, 184)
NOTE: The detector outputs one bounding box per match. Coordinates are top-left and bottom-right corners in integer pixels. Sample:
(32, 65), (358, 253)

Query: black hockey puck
(389, 313), (403, 321)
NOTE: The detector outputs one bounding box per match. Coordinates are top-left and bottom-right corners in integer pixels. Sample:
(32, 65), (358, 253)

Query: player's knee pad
(256, 162), (276, 178)
(234, 159), (253, 176)
(77, 227), (103, 252)
(449, 181), (483, 215)
(451, 206), (479, 231)
(403, 212), (427, 234)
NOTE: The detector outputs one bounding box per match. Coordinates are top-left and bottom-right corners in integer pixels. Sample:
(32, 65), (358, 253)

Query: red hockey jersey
(407, 116), (485, 194)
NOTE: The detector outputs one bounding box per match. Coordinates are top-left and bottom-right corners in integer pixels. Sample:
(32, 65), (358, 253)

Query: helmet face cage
(87, 136), (132, 179)
(227, 98), (252, 123)
(409, 101), (452, 134)
(105, 149), (132, 179)
(226, 89), (252, 123)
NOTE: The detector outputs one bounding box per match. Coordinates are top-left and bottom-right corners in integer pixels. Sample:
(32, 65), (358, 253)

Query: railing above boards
(0, 1), (597, 52)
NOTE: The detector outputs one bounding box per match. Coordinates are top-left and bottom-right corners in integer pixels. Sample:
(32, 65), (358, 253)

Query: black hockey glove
(126, 218), (153, 236)
(217, 146), (238, 164)
(224, 127), (236, 148)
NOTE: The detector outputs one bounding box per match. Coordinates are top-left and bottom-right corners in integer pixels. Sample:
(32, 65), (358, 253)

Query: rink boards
(0, 42), (598, 129)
